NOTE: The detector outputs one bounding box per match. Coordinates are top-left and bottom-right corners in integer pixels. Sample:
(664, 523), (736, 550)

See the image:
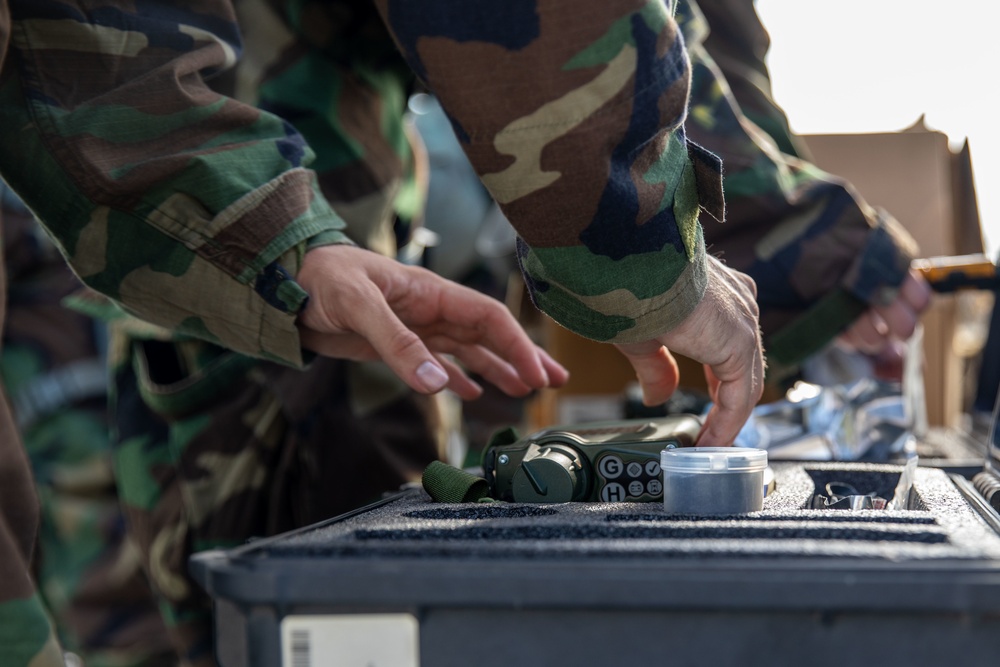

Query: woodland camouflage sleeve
(0, 0), (352, 367)
(375, 0), (726, 344)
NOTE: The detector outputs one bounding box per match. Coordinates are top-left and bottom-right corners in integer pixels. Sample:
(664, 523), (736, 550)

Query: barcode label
(281, 614), (419, 667)
(290, 628), (311, 667)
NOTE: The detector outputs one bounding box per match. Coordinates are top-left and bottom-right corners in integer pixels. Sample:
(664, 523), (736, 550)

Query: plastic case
(192, 457), (1000, 667)
(660, 446), (767, 513)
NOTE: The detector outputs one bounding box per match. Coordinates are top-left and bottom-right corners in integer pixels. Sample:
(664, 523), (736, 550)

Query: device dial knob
(511, 445), (584, 503)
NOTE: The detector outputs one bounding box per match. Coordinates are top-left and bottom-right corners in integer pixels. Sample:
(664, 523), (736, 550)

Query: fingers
(901, 268), (933, 313)
(296, 245), (568, 398)
(352, 295), (455, 394)
(875, 269), (932, 339)
(656, 257), (764, 446)
(435, 355), (484, 400)
(297, 253), (463, 394)
(871, 271), (930, 339)
(840, 310), (890, 353)
(301, 313), (455, 396)
(428, 277), (555, 390)
(397, 273), (567, 396)
(614, 341), (680, 406)
(422, 335), (538, 398)
(839, 269), (934, 353)
(874, 300), (917, 343)
(540, 348), (570, 388)
(694, 260), (764, 446)
(696, 348), (765, 447)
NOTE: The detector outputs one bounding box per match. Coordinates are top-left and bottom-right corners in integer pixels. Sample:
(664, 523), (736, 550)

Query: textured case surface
(193, 462), (1000, 667)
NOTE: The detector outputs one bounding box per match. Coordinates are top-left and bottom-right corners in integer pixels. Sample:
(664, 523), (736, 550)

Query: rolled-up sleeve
(0, 0), (352, 367)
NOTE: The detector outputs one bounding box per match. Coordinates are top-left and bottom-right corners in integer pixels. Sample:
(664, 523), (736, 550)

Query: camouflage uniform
(1, 184), (174, 666)
(378, 0), (914, 366)
(102, 2), (442, 663)
(0, 1), (914, 665)
(0, 2), (348, 664)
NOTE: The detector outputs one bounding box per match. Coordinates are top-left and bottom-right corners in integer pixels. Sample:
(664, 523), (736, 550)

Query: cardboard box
(802, 118), (985, 428)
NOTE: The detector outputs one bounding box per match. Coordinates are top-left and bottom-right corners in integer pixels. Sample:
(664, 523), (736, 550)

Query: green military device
(483, 415), (702, 503)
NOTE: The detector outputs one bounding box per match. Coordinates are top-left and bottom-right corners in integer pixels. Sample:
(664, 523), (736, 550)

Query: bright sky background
(755, 0), (999, 258)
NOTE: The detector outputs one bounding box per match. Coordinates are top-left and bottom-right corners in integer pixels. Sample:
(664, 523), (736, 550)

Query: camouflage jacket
(0, 1), (352, 369)
(1, 0), (914, 366)
(0, 0), (726, 369)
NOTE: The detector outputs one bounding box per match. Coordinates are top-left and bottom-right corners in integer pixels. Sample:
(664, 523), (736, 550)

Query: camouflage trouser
(0, 391), (65, 666)
(0, 178), (174, 666)
(0, 211), (63, 664)
(110, 335), (442, 666)
(19, 391), (177, 667)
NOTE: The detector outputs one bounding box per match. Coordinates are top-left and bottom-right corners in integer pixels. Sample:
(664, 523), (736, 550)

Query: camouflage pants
(0, 389), (65, 666)
(0, 176), (175, 666)
(110, 336), (442, 666)
(20, 395), (177, 667)
(0, 209), (63, 664)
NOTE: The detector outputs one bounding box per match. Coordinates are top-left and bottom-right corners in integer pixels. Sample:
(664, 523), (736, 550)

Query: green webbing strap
(765, 288), (868, 378)
(422, 461), (493, 503)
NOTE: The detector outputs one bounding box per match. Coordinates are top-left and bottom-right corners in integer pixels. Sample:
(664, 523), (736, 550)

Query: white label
(281, 614), (419, 667)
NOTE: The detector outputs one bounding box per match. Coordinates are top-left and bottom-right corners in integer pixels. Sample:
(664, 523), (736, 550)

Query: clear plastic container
(660, 447), (768, 514)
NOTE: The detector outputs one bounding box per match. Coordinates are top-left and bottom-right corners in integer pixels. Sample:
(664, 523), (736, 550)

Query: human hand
(838, 269), (932, 354)
(614, 257), (765, 447)
(295, 245), (568, 400)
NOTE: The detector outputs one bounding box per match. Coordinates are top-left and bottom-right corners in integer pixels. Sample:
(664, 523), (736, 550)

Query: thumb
(614, 342), (680, 406)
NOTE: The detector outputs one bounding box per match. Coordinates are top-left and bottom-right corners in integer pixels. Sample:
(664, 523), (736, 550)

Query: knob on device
(511, 444), (586, 503)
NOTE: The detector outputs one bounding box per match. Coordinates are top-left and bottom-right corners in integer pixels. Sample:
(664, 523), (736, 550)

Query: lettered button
(601, 483), (626, 502)
(598, 456), (624, 479)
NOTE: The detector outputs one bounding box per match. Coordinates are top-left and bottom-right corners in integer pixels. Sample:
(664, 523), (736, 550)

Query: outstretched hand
(614, 257), (765, 447)
(295, 245), (568, 400)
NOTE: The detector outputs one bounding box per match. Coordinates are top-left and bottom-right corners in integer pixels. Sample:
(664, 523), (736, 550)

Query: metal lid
(660, 447), (768, 473)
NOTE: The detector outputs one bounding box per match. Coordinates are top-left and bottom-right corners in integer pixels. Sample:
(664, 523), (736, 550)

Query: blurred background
(757, 0), (998, 257)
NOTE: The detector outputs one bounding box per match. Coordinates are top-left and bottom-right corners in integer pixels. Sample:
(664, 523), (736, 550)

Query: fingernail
(416, 361), (448, 393)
